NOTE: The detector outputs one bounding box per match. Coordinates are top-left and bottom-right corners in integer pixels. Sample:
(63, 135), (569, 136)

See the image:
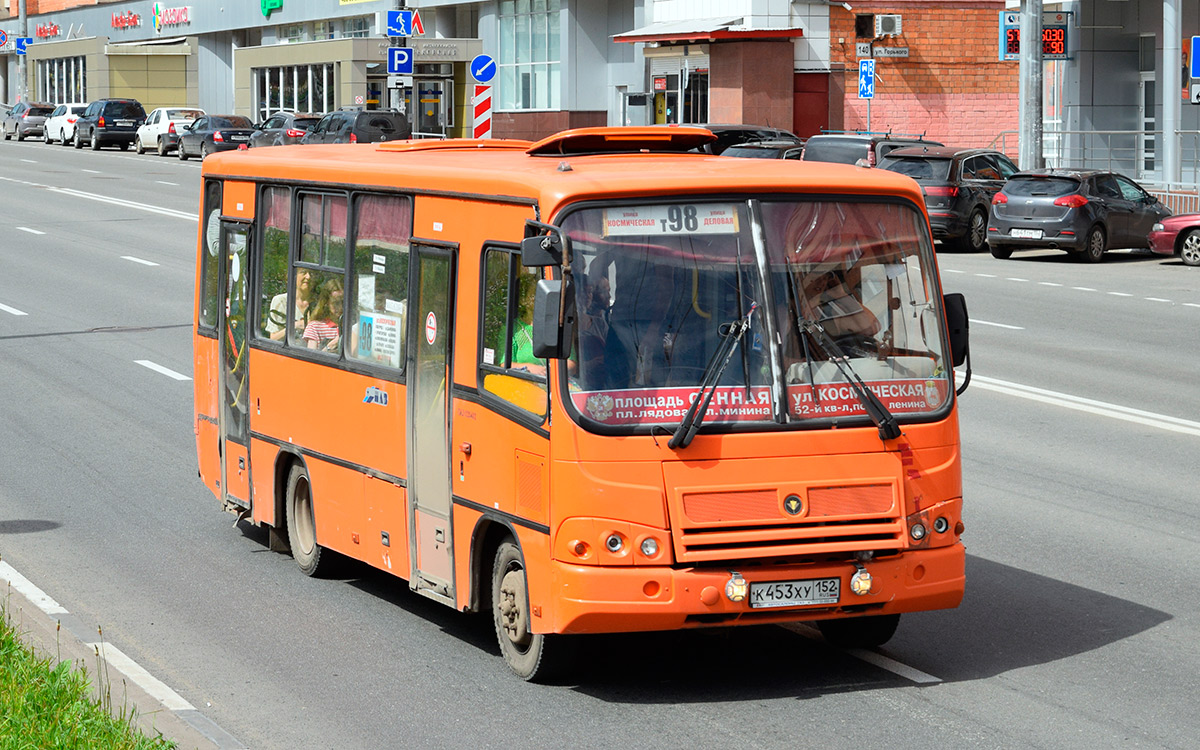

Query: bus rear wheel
(285, 464), (330, 577)
(492, 540), (575, 682)
(816, 614), (901, 648)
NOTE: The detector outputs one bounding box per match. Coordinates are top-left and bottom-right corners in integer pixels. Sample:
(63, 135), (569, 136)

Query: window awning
(613, 17), (803, 44)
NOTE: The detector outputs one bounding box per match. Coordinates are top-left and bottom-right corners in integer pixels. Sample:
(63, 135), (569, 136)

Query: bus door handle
(238, 457), (245, 470)
(459, 442), (472, 456)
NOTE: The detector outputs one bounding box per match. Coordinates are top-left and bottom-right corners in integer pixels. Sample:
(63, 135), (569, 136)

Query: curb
(1, 560), (243, 749)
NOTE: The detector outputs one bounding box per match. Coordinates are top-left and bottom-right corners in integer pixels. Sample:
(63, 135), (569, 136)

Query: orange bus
(193, 127), (972, 681)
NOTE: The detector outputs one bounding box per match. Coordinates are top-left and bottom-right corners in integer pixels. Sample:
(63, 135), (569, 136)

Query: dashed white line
(1005, 277), (1029, 282)
(1038, 281), (1063, 287)
(1186, 303), (1200, 309)
(135, 360), (191, 381)
(975, 273), (998, 278)
(1145, 297), (1171, 303)
(121, 256), (160, 266)
(155, 180), (179, 186)
(1108, 291), (1133, 297)
(784, 623), (942, 684)
(16, 226), (45, 235)
(1072, 286), (1097, 291)
(942, 268), (963, 274)
(0, 303), (29, 316)
(970, 319), (1024, 330)
(20, 158), (37, 164)
(81, 168), (101, 174)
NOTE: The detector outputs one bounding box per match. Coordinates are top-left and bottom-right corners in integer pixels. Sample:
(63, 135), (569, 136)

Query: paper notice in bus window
(373, 264), (386, 274)
(357, 312), (403, 368)
(603, 205), (739, 237)
(483, 348), (495, 365)
(358, 274), (376, 311)
(373, 254), (386, 265)
(385, 299), (405, 315)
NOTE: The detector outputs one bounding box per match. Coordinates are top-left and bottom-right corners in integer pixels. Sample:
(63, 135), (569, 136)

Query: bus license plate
(1011, 228), (1042, 239)
(749, 577), (839, 609)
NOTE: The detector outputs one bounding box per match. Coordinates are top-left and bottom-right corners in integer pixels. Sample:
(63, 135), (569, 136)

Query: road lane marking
(16, 226), (45, 235)
(783, 623), (941, 684)
(0, 303), (28, 316)
(942, 269), (963, 273)
(1004, 277), (1029, 282)
(1038, 282), (1063, 287)
(135, 360), (191, 381)
(974, 375), (1200, 437)
(1186, 303), (1200, 309)
(155, 180), (179, 186)
(20, 159), (37, 164)
(47, 187), (197, 221)
(970, 319), (1024, 330)
(975, 273), (997, 278)
(81, 168), (101, 174)
(1145, 297), (1171, 303)
(85, 644), (195, 711)
(121, 256), (160, 266)
(1072, 286), (1097, 291)
(0, 561), (69, 615)
(1107, 291), (1133, 297)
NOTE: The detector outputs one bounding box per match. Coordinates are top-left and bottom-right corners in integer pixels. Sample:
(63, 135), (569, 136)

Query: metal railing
(988, 129), (1200, 214)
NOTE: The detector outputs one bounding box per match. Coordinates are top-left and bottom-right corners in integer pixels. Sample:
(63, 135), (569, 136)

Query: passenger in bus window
(800, 268), (880, 353)
(512, 271), (546, 376)
(303, 277), (344, 353)
(266, 268), (315, 341)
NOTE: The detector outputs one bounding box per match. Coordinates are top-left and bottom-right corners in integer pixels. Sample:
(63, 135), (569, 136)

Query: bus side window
(348, 194), (411, 369)
(479, 247), (547, 419)
(257, 186), (293, 342)
(198, 180), (223, 330)
(296, 191), (349, 355)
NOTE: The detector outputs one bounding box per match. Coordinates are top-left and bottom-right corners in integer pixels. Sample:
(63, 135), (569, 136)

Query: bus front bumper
(547, 543), (964, 634)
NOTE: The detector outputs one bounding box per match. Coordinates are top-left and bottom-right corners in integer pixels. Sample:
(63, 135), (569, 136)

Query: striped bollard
(473, 84), (492, 139)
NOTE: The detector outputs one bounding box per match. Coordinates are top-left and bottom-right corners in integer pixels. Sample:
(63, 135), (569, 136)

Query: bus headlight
(849, 566), (873, 596)
(640, 537), (659, 557)
(725, 572), (748, 602)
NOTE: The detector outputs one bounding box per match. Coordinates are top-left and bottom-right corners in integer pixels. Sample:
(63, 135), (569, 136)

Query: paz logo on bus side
(425, 312), (437, 345)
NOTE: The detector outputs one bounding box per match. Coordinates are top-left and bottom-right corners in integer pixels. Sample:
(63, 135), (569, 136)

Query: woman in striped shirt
(303, 277), (344, 353)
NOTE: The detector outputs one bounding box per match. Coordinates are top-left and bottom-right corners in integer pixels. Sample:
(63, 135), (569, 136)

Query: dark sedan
(250, 111), (322, 148)
(879, 146), (1018, 253)
(178, 115), (255, 160)
(988, 169), (1171, 263)
(721, 139), (805, 160)
(1148, 213), (1200, 266)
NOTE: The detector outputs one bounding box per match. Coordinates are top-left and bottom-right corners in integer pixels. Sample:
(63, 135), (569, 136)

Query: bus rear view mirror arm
(521, 221), (566, 267)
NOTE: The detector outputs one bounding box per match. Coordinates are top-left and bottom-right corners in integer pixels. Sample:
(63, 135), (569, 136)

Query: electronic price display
(998, 11), (1070, 61)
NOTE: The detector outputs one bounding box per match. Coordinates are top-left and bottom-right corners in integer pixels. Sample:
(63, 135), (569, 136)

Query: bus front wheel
(492, 540), (575, 682)
(816, 614), (900, 648)
(285, 464), (330, 577)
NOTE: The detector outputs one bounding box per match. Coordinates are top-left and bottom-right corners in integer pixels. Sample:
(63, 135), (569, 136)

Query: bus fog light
(850, 567), (873, 596)
(570, 540), (590, 558)
(933, 516), (949, 534)
(640, 538), (659, 557)
(725, 572), (748, 602)
(909, 523), (927, 541)
(605, 534), (624, 553)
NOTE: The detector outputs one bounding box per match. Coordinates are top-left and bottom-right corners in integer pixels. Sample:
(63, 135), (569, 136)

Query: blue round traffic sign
(470, 54), (497, 84)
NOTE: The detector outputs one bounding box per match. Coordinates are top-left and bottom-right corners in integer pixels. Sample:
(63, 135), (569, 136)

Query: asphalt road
(2, 139), (1198, 749)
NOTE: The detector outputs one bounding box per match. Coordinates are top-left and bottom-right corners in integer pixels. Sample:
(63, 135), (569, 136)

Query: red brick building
(826, 1), (1016, 151)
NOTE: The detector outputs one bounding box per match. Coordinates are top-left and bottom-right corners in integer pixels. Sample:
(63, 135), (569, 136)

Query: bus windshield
(563, 198), (951, 430)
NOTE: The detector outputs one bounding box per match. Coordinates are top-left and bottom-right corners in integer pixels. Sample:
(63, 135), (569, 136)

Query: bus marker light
(725, 572), (748, 602)
(605, 534), (624, 553)
(933, 516), (949, 534)
(700, 586), (720, 606)
(570, 540), (589, 558)
(910, 523), (927, 541)
(640, 537), (658, 557)
(850, 566), (873, 596)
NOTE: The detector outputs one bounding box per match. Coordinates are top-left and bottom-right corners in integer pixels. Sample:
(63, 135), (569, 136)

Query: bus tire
(492, 540), (575, 682)
(816, 613), (900, 648)
(285, 463), (330, 577)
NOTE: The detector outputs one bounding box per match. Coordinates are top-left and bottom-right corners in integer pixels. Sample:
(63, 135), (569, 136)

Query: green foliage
(0, 609), (176, 750)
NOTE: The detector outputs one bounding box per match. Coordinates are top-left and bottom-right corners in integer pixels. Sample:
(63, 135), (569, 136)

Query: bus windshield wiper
(668, 303), (758, 450)
(799, 318), (901, 441)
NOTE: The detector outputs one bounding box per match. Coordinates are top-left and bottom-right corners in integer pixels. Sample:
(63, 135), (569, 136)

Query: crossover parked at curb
(801, 133), (943, 167)
(2, 101), (55, 141)
(988, 169), (1171, 262)
(879, 146), (1018, 253)
(73, 98), (147, 151)
(300, 109), (411, 144)
(250, 111), (322, 148)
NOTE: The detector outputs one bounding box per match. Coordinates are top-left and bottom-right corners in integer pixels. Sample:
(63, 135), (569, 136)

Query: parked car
(301, 108), (412, 144)
(73, 98), (147, 150)
(2, 101), (55, 141)
(801, 133), (944, 167)
(879, 146), (1019, 253)
(250, 111), (322, 148)
(988, 169), (1171, 262)
(682, 124), (802, 155)
(1148, 214), (1200, 267)
(721, 139), (805, 160)
(178, 114), (256, 160)
(136, 107), (204, 156)
(42, 103), (88, 145)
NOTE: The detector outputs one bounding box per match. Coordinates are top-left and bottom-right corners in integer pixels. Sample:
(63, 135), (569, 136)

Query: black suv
(801, 133), (943, 167)
(879, 146), (1018, 253)
(301, 109), (411, 145)
(73, 99), (147, 151)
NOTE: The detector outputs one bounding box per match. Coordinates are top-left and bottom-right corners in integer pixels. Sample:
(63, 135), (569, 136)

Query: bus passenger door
(218, 222), (252, 513)
(407, 244), (456, 603)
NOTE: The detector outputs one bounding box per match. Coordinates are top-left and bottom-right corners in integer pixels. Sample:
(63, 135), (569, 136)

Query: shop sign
(112, 10), (142, 30)
(153, 3), (192, 34)
(36, 23), (61, 39)
(414, 41), (465, 59)
(653, 77), (667, 91)
(262, 0), (283, 19)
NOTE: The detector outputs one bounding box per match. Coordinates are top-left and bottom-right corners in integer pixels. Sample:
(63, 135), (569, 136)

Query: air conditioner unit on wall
(876, 14), (902, 37)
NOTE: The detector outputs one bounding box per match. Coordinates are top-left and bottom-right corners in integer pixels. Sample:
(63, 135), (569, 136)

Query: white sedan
(135, 107), (205, 156)
(43, 103), (88, 145)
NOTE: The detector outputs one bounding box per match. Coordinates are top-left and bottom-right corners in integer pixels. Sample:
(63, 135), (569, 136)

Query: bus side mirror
(521, 221), (565, 267)
(943, 292), (969, 368)
(532, 279), (575, 359)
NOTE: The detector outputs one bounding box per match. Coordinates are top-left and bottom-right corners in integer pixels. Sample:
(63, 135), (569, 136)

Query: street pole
(1018, 0), (1044, 170)
(18, 0), (28, 102)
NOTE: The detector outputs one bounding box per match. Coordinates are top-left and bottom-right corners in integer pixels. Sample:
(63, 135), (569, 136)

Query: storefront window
(498, 0), (561, 110)
(254, 64), (335, 120)
(36, 57), (86, 104)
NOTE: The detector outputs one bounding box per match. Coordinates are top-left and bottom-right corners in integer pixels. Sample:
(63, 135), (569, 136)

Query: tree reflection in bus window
(199, 180), (223, 329)
(257, 186), (295, 341)
(348, 194), (411, 369)
(479, 247), (547, 418)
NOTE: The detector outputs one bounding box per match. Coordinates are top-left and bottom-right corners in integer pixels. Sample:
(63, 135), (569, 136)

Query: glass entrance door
(414, 79), (450, 136)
